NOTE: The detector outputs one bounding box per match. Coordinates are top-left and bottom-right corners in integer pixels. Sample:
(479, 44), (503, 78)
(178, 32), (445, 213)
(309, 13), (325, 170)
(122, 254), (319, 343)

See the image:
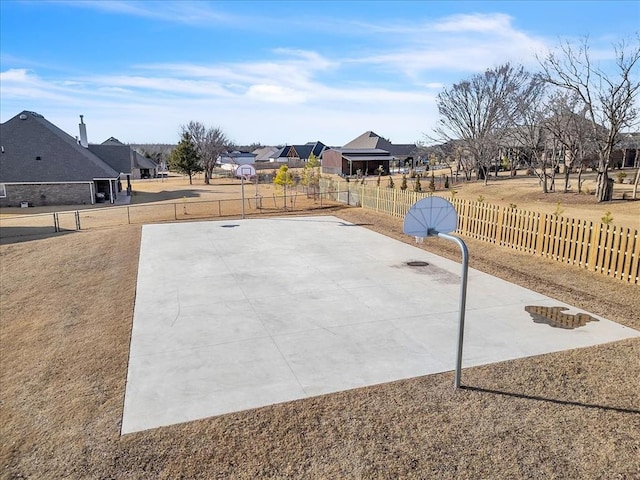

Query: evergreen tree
(376, 165), (383, 187)
(400, 174), (408, 191)
(414, 174), (422, 192)
(169, 132), (202, 185)
(429, 172), (436, 192)
(388, 175), (395, 189)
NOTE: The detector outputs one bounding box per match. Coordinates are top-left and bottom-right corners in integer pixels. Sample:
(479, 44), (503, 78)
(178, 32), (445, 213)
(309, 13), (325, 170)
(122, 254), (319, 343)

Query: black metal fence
(0, 191), (343, 240)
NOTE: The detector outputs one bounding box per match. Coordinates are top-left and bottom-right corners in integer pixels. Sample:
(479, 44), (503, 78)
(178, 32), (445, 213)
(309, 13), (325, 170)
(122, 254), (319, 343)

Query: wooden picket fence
(320, 179), (640, 284)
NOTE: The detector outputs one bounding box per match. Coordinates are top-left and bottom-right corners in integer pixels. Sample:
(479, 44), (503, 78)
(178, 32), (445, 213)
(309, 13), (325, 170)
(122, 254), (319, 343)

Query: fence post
(536, 213), (546, 257)
(174, 203), (177, 220)
(496, 206), (504, 246)
(127, 206), (131, 224)
(393, 188), (398, 217)
(587, 222), (602, 272)
(75, 211), (81, 230)
(53, 212), (59, 232)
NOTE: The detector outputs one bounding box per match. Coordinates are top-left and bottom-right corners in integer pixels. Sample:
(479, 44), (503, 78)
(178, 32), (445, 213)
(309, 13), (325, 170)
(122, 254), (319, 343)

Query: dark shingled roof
(133, 151), (159, 170)
(343, 131), (416, 157)
(88, 144), (133, 174)
(0, 111), (119, 182)
(344, 131), (394, 150)
(96, 137), (159, 170)
(273, 141), (326, 160)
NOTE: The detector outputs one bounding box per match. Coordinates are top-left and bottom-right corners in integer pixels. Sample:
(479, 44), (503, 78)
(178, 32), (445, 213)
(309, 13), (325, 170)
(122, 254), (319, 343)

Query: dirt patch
(1, 208), (639, 479)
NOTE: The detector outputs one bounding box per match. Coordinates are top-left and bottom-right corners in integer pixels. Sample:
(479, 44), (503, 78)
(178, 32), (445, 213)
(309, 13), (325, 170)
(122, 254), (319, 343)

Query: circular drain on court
(406, 261), (429, 267)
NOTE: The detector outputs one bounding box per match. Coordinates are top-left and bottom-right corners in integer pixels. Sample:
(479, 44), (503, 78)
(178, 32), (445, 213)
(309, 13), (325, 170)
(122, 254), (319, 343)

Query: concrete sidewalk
(121, 216), (639, 434)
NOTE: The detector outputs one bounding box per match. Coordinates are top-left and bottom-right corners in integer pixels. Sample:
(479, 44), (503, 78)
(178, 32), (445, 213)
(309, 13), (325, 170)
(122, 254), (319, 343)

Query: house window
(0, 184), (6, 198)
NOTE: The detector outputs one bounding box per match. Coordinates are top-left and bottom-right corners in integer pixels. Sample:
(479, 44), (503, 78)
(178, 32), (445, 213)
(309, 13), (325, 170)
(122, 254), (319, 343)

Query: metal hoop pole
(437, 232), (469, 389)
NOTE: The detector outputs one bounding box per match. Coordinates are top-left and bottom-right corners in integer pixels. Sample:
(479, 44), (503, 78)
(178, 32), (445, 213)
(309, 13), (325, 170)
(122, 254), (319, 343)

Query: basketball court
(121, 216), (639, 434)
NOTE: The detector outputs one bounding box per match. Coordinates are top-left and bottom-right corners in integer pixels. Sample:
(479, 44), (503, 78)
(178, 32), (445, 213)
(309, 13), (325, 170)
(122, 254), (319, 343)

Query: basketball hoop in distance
(403, 197), (469, 389)
(235, 165), (257, 219)
(235, 164), (256, 180)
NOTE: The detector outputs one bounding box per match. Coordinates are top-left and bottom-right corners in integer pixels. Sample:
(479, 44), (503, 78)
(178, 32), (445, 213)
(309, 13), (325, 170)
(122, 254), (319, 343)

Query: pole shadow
(460, 385), (640, 414)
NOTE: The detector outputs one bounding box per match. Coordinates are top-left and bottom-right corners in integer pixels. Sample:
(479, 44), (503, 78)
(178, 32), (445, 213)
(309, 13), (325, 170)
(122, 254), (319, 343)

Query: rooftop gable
(252, 146), (280, 161)
(0, 111), (120, 182)
(88, 144), (133, 174)
(343, 131), (394, 150)
(343, 131), (415, 157)
(273, 142), (326, 159)
(101, 137), (125, 145)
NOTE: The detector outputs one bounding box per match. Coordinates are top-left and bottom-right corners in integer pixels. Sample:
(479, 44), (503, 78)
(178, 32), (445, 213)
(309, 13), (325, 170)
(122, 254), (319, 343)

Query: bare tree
(500, 75), (557, 192)
(434, 63), (541, 185)
(539, 36), (640, 202)
(542, 91), (597, 193)
(181, 121), (234, 184)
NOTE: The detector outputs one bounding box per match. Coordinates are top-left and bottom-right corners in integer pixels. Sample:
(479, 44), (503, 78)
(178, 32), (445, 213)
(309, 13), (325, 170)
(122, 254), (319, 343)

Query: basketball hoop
(235, 165), (257, 219)
(403, 197), (469, 389)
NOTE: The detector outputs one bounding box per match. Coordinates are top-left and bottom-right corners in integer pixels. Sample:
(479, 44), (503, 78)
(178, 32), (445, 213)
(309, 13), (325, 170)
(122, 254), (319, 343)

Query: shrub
(554, 202), (564, 217)
(477, 195), (484, 203)
(601, 211), (614, 224)
(616, 172), (627, 184)
(400, 174), (408, 191)
(413, 174), (422, 192)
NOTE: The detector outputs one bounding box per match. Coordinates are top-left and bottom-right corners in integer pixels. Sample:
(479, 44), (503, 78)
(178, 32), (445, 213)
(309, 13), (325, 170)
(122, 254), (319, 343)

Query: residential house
(0, 111), (122, 206)
(252, 146), (280, 163)
(271, 141), (326, 166)
(616, 132), (640, 169)
(217, 151), (257, 172)
(99, 137), (160, 179)
(321, 131), (416, 176)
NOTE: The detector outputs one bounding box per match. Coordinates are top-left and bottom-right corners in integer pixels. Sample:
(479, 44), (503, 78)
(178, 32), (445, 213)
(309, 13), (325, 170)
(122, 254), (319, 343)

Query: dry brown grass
(358, 170), (640, 227)
(1, 179), (639, 479)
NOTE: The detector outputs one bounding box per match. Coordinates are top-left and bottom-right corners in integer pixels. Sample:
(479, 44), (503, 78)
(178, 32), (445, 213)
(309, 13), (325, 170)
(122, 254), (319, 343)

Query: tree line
(165, 36), (639, 202)
(431, 35), (640, 202)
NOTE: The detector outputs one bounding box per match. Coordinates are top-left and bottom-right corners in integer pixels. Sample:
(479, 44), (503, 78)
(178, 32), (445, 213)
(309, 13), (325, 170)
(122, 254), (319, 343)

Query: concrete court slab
(121, 216), (639, 434)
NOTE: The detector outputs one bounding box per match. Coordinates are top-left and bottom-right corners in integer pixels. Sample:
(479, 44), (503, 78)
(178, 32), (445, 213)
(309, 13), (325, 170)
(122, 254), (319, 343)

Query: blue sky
(1, 1), (638, 146)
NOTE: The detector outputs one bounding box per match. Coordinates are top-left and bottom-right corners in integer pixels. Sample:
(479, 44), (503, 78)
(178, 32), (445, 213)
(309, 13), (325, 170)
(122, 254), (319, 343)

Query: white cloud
(432, 13), (514, 34)
(6, 9), (625, 146)
(346, 13), (551, 80)
(55, 0), (233, 25)
(0, 69), (78, 102)
(245, 84), (308, 103)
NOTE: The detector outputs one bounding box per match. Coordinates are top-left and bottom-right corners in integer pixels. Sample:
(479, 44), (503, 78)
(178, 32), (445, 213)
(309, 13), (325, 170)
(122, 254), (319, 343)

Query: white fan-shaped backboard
(235, 164), (257, 179)
(403, 197), (458, 237)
